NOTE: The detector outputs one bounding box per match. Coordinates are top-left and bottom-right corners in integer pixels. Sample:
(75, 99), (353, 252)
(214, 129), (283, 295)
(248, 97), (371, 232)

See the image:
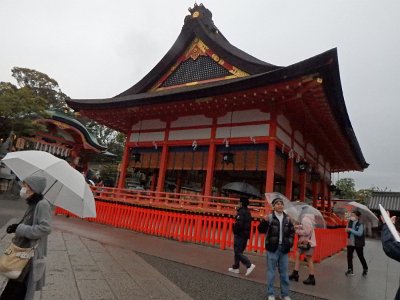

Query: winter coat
(347, 220), (365, 247)
(381, 224), (400, 300)
(257, 212), (295, 254)
(296, 214), (317, 248)
(232, 206), (252, 239)
(15, 199), (52, 300)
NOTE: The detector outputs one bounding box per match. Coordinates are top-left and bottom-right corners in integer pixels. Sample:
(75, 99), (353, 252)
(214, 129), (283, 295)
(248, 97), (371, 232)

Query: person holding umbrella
(1, 176), (52, 300)
(258, 197), (295, 300)
(345, 210), (368, 277)
(289, 214), (317, 285)
(228, 197), (256, 276)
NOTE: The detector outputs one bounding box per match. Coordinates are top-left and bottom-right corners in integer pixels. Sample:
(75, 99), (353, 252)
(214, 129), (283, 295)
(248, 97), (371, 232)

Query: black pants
(0, 280), (27, 300)
(347, 246), (368, 271)
(233, 235), (251, 269)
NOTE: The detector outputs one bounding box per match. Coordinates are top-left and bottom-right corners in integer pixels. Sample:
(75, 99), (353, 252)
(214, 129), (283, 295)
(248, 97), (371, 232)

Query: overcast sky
(1, 1), (399, 191)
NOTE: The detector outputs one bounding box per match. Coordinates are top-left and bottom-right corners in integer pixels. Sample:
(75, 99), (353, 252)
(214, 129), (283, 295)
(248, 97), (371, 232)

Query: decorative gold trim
(150, 38), (249, 91)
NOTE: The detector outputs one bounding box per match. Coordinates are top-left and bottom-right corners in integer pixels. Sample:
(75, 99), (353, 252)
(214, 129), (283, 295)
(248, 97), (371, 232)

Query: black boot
(303, 275), (316, 285)
(289, 270), (299, 282)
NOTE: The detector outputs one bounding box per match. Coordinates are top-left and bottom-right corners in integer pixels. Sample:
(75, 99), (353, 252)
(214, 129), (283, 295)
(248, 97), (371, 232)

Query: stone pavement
(0, 218), (192, 300)
(45, 216), (400, 300)
(0, 194), (399, 299)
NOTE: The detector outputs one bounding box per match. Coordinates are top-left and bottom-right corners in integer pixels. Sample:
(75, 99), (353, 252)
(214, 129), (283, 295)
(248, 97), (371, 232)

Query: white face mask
(19, 187), (29, 199)
(350, 216), (357, 222)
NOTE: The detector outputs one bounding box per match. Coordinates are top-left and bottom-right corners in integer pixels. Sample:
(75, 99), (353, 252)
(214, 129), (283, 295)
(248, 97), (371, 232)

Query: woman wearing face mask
(345, 211), (368, 277)
(1, 176), (52, 300)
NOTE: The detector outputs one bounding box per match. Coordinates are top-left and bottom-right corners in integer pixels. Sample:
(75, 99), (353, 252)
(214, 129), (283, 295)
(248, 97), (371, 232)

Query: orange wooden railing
(55, 189), (347, 262)
(90, 186), (270, 218)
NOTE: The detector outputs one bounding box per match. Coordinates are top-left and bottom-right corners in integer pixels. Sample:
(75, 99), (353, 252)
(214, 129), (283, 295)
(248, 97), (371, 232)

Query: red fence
(55, 200), (346, 262)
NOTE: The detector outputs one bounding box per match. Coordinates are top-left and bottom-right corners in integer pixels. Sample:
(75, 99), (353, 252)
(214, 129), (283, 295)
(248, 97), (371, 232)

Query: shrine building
(67, 4), (368, 213)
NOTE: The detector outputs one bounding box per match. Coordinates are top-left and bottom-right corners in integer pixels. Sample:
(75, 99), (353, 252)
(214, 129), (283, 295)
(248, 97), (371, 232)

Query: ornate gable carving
(150, 38), (248, 91)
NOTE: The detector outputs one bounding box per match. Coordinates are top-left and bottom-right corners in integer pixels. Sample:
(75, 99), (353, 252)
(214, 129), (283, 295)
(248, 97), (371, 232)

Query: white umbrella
(265, 192), (326, 228)
(337, 201), (378, 227)
(2, 150), (96, 218)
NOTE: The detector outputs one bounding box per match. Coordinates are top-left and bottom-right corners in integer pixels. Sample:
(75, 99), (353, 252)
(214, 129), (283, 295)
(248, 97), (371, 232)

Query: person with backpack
(228, 197), (256, 276)
(345, 210), (368, 277)
(258, 197), (295, 300)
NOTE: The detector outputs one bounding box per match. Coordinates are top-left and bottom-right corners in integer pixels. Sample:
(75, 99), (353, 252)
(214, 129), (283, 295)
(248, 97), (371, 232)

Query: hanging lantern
(131, 149), (141, 163)
(297, 161), (308, 172)
(222, 152), (234, 165)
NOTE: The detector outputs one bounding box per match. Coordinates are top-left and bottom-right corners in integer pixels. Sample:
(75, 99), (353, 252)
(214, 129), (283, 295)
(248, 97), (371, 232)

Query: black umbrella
(222, 182), (261, 199)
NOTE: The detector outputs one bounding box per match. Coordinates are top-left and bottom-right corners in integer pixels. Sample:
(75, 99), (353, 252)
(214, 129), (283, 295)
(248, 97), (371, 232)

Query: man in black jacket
(258, 197), (295, 300)
(228, 197), (256, 276)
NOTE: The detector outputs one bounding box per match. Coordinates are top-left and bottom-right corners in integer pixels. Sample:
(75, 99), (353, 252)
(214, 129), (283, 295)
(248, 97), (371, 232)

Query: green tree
(0, 82), (48, 140)
(335, 178), (356, 199)
(12, 67), (69, 111)
(98, 163), (119, 187)
(78, 117), (125, 159)
(355, 189), (372, 205)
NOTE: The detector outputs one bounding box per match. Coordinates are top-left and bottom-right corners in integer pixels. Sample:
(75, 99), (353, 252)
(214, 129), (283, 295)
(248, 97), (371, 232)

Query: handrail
(91, 186), (270, 218)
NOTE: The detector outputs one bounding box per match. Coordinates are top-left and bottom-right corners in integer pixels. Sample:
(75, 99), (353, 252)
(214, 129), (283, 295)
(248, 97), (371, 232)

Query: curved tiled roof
(368, 192), (400, 212)
(116, 3), (280, 97)
(46, 111), (107, 151)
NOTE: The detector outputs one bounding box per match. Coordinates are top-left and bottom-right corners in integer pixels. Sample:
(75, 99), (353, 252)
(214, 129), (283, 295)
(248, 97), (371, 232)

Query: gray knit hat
(24, 176), (47, 195)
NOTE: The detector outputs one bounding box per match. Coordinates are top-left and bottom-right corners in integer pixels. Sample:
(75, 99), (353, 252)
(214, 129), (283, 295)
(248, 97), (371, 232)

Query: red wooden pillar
(285, 157), (294, 200)
(299, 172), (306, 202)
(266, 140), (276, 192)
(265, 111), (277, 197)
(117, 142), (130, 189)
(204, 117), (217, 200)
(156, 121), (170, 193)
(321, 181), (330, 211)
(156, 145), (168, 193)
(312, 181), (318, 208)
(150, 173), (157, 191)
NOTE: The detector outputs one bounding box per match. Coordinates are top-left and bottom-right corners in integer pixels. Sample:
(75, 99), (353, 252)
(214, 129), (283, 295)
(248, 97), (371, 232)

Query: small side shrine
(14, 111), (107, 172)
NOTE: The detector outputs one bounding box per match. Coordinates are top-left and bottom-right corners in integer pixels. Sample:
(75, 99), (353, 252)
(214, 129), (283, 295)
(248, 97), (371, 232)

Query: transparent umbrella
(336, 201), (378, 227)
(265, 192), (326, 228)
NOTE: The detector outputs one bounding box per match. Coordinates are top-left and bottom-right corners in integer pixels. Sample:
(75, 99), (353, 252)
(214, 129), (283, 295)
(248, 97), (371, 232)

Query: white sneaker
(245, 264), (256, 276)
(283, 297), (291, 300)
(267, 296), (276, 300)
(228, 267), (239, 274)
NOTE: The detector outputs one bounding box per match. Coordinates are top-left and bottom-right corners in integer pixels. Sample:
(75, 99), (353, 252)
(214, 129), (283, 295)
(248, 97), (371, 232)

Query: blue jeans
(267, 245), (289, 297)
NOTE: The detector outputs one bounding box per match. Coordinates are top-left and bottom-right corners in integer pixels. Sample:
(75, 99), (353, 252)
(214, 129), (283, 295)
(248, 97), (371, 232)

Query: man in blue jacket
(381, 214), (400, 300)
(345, 210), (368, 276)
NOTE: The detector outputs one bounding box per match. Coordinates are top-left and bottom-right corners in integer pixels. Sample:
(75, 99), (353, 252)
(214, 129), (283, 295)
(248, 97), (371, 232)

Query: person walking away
(0, 176), (52, 300)
(345, 211), (368, 276)
(258, 197), (295, 300)
(228, 197), (256, 276)
(289, 214), (317, 285)
(381, 213), (400, 300)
